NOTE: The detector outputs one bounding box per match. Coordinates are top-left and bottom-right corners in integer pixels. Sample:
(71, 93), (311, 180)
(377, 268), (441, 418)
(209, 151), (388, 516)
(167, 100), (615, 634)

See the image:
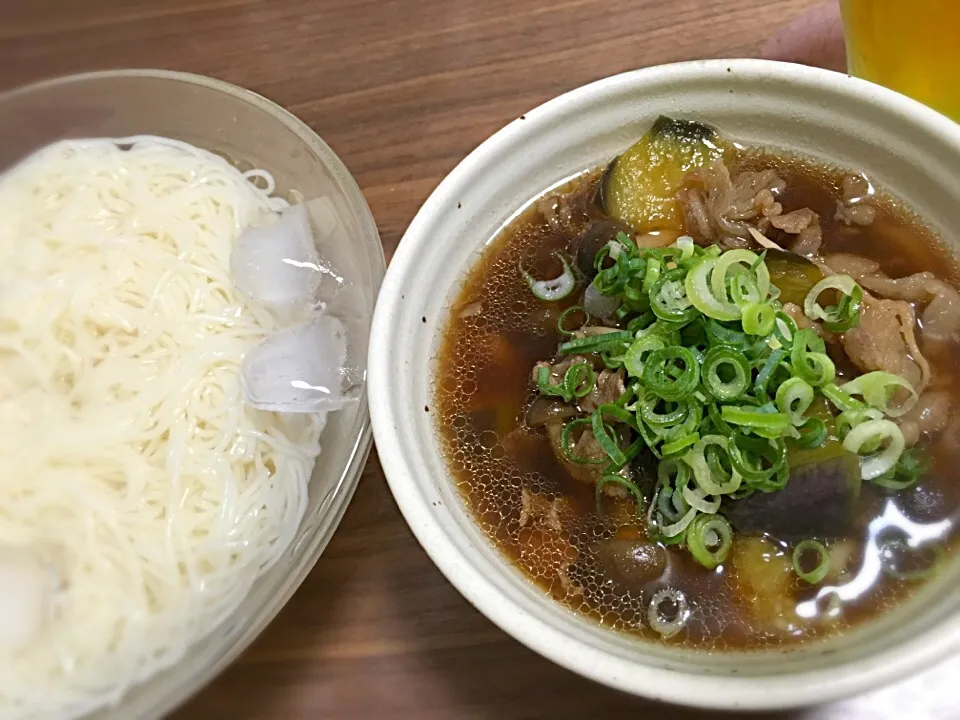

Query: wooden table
(2, 1), (956, 718)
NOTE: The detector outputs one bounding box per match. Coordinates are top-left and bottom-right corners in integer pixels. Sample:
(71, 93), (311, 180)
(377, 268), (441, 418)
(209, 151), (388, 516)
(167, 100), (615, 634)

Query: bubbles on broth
(433, 158), (960, 650)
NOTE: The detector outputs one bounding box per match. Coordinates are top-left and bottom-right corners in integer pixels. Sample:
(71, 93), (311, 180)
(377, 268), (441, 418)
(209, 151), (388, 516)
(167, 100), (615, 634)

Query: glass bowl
(0, 70), (384, 719)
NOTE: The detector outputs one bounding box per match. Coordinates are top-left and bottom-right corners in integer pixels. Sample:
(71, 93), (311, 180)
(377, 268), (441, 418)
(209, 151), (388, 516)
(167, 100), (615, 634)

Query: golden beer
(841, 0), (960, 121)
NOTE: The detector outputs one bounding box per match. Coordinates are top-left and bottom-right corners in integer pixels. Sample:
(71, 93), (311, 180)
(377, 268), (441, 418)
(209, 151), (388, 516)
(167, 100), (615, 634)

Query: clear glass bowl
(0, 70), (385, 719)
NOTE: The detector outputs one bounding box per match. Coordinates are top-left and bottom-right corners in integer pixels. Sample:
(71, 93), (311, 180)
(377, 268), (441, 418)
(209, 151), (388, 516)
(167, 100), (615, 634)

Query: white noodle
(0, 136), (325, 718)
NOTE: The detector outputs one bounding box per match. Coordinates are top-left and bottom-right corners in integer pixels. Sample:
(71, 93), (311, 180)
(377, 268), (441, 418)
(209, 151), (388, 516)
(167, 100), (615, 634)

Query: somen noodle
(0, 136), (325, 718)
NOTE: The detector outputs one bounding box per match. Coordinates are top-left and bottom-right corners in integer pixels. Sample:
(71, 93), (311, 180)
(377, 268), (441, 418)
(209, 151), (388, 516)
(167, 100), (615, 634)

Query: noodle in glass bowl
(0, 70), (383, 719)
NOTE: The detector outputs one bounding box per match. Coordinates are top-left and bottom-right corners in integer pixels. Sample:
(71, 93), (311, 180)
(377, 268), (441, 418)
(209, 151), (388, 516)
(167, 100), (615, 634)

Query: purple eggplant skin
(723, 451), (862, 540)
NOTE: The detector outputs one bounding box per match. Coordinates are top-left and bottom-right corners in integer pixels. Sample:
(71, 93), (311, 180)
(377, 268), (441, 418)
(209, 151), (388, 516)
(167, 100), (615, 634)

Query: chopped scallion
(792, 539), (830, 584)
(522, 252), (577, 301)
(803, 274), (862, 333)
(686, 514), (733, 569)
(558, 330), (633, 354)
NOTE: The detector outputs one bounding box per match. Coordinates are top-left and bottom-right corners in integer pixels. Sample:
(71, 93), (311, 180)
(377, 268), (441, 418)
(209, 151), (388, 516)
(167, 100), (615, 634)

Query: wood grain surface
(1, 1), (955, 718)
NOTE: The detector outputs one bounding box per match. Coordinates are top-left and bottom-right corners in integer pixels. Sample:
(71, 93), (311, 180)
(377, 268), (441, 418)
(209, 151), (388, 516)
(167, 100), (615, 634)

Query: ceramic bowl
(368, 59), (960, 710)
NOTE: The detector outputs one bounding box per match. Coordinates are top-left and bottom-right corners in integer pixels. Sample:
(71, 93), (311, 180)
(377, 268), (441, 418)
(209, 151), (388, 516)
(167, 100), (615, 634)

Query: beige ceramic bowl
(369, 59), (960, 710)
(0, 70), (384, 718)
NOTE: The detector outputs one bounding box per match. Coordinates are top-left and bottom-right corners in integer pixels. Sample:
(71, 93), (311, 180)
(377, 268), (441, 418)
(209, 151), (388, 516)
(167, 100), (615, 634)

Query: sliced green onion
(730, 272), (762, 307)
(772, 311), (798, 347)
(729, 433), (786, 485)
(649, 269), (697, 324)
(842, 418), (905, 480)
(564, 362), (595, 399)
(754, 348), (788, 396)
(602, 354), (626, 371)
(669, 400), (702, 438)
(683, 435), (742, 495)
(623, 335), (667, 378)
(614, 231), (637, 253)
(658, 491), (690, 529)
(870, 448), (928, 491)
(642, 256), (662, 293)
(704, 318), (750, 351)
(537, 365), (572, 402)
(704, 436), (736, 482)
(721, 406), (791, 435)
(702, 346), (750, 401)
(641, 346), (700, 401)
(595, 474), (645, 519)
(686, 514), (733, 569)
(792, 539), (830, 584)
(637, 418), (664, 459)
(594, 266), (622, 296)
(705, 401), (734, 436)
(840, 371), (918, 418)
(658, 506), (698, 538)
(685, 257), (740, 321)
(591, 410), (627, 466)
(596, 402), (638, 429)
(681, 483), (721, 514)
(675, 235), (695, 258)
(749, 249), (768, 272)
(622, 277), (649, 309)
(802, 352), (835, 386)
(557, 305), (590, 336)
(746, 337), (771, 361)
(559, 418), (606, 464)
(803, 274), (862, 332)
(792, 417), (828, 449)
(710, 249), (771, 309)
(559, 330), (633, 354)
(657, 456), (690, 488)
(656, 460), (693, 526)
(790, 329), (836, 387)
(776, 377), (815, 426)
(626, 311), (657, 334)
(822, 382), (866, 413)
(647, 588), (691, 638)
(522, 252), (577, 301)
(836, 407), (884, 442)
(741, 302), (777, 336)
(662, 432), (699, 456)
(637, 393), (687, 427)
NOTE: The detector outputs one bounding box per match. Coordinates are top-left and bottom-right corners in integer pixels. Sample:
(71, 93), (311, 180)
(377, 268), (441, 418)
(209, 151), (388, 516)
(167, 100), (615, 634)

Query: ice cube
(231, 204), (324, 310)
(241, 316), (362, 413)
(0, 546), (54, 650)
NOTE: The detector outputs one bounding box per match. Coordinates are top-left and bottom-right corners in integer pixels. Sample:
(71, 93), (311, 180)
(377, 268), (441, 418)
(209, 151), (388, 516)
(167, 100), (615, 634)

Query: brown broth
(434, 152), (960, 650)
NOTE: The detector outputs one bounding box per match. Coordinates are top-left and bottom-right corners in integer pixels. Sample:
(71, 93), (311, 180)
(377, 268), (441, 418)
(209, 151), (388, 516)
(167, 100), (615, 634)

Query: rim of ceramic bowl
(369, 58), (960, 710)
(1, 69), (384, 718)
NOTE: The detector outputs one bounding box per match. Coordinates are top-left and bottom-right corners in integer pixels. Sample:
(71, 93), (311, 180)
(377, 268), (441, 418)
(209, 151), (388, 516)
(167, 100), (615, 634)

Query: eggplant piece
(601, 116), (729, 234)
(765, 249), (825, 306)
(573, 218), (633, 278)
(723, 447), (861, 539)
(592, 538), (667, 588)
